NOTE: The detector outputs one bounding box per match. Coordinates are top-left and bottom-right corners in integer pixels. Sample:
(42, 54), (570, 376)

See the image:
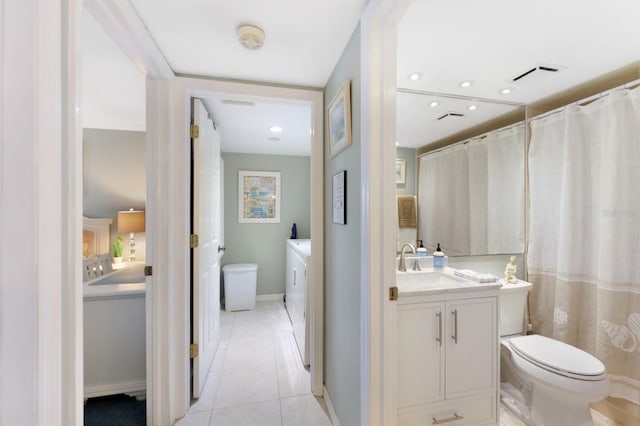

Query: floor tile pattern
(176, 300), (620, 426)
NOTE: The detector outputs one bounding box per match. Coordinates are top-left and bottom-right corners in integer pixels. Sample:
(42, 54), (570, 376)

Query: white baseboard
(324, 385), (340, 426)
(256, 293), (284, 302)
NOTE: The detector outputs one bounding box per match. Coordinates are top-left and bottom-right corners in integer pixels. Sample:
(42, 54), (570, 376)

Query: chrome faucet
(398, 243), (416, 272)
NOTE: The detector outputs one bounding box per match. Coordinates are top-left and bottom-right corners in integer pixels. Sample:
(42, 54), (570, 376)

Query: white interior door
(191, 97), (222, 398)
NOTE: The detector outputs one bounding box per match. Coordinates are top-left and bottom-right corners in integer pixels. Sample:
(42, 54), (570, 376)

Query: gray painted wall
(221, 152), (310, 296)
(83, 128), (146, 260)
(324, 24), (361, 426)
(396, 147), (417, 195)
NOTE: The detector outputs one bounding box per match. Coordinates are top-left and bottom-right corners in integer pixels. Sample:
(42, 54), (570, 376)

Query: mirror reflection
(395, 90), (526, 257)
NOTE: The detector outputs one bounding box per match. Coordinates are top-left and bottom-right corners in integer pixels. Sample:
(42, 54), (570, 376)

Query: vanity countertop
(396, 267), (502, 297)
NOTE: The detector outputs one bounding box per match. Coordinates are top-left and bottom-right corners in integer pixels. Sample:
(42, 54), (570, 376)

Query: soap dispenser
(433, 243), (445, 270)
(417, 240), (427, 257)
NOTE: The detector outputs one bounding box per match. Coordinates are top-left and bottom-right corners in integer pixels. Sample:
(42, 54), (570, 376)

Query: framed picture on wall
(395, 159), (406, 184)
(328, 80), (352, 157)
(332, 170), (347, 225)
(238, 170), (281, 223)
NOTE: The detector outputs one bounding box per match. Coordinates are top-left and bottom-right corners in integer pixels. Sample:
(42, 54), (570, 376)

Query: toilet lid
(509, 335), (606, 380)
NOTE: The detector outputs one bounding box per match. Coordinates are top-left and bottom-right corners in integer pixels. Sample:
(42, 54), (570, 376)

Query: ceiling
(84, 0), (640, 153)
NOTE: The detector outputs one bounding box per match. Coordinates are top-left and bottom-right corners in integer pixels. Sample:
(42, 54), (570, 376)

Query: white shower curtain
(528, 86), (640, 403)
(418, 123), (524, 255)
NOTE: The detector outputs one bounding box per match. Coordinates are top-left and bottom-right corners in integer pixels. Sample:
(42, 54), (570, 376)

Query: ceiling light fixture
(500, 88), (513, 95)
(429, 101), (439, 108)
(467, 105), (478, 111)
(237, 24), (265, 50)
(408, 72), (422, 81)
(459, 80), (473, 88)
(395, 141), (400, 146)
(269, 125), (282, 133)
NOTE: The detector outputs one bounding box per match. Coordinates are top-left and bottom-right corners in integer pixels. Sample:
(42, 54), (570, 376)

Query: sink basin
(396, 268), (500, 295)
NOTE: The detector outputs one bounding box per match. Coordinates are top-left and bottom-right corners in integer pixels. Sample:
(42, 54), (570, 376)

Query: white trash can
(223, 263), (258, 311)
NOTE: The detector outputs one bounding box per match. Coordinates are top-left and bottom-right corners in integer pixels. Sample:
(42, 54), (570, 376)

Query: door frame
(173, 77), (325, 413)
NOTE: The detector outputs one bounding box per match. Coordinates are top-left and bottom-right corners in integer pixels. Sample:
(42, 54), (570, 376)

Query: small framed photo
(238, 170), (281, 223)
(328, 80), (352, 157)
(332, 170), (347, 225)
(395, 159), (406, 184)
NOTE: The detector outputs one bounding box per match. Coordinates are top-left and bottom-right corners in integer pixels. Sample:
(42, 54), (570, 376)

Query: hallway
(175, 300), (332, 425)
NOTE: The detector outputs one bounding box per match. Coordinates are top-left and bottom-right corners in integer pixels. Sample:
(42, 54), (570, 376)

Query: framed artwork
(328, 80), (352, 157)
(332, 170), (347, 225)
(395, 159), (406, 184)
(238, 170), (281, 223)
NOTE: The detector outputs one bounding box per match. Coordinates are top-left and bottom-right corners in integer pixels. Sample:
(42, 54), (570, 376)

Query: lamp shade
(117, 210), (145, 233)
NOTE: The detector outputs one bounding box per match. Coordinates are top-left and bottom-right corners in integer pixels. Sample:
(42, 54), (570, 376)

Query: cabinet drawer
(398, 393), (496, 426)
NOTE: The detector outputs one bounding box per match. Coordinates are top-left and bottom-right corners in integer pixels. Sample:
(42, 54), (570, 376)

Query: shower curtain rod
(530, 78), (640, 122)
(417, 121), (525, 158)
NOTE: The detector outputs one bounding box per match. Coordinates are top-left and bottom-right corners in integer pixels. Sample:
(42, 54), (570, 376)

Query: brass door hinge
(190, 343), (198, 358)
(190, 124), (199, 139)
(190, 234), (199, 248)
(389, 286), (398, 301)
(144, 266), (153, 276)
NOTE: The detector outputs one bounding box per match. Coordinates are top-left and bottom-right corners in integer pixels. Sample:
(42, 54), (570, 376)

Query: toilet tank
(500, 280), (533, 336)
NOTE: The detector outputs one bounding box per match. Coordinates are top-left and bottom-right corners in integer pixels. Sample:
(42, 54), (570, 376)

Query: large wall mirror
(396, 90), (526, 256)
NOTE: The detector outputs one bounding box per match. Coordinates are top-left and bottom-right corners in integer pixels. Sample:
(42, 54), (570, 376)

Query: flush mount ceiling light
(500, 88), (514, 95)
(408, 72), (422, 81)
(467, 104), (478, 111)
(237, 24), (265, 50)
(269, 125), (282, 133)
(429, 101), (440, 108)
(459, 80), (473, 88)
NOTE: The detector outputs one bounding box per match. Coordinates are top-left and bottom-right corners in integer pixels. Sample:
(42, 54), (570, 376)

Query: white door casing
(191, 98), (222, 398)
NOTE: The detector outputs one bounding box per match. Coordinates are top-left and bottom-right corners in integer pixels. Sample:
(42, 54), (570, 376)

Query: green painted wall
(396, 146), (417, 195)
(221, 152), (310, 296)
(324, 24), (361, 426)
(82, 128), (146, 260)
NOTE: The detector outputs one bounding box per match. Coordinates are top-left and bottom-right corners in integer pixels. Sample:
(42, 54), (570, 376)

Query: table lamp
(117, 209), (145, 263)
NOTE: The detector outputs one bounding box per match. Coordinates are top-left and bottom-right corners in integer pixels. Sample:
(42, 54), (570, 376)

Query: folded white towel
(454, 269), (498, 283)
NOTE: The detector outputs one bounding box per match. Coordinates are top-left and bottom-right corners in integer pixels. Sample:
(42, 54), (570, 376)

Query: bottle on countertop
(291, 223), (297, 239)
(433, 243), (445, 270)
(417, 240), (427, 257)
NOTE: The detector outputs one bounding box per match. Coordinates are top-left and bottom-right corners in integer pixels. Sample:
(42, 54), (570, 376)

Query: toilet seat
(508, 335), (606, 381)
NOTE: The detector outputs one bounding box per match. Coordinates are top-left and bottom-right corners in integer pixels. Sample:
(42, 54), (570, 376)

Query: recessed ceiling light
(395, 141), (400, 146)
(429, 101), (439, 108)
(269, 125), (282, 133)
(500, 88), (513, 95)
(408, 72), (422, 81)
(459, 80), (473, 88)
(467, 105), (478, 111)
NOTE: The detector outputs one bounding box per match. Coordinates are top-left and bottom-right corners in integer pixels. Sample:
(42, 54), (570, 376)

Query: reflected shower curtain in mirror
(418, 123), (525, 255)
(528, 86), (640, 404)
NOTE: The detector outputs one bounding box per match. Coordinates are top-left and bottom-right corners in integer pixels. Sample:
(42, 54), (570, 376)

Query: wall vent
(437, 112), (464, 121)
(511, 63), (565, 85)
(220, 99), (256, 107)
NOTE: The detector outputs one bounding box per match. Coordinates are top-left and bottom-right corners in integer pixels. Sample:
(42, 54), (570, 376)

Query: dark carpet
(84, 394), (145, 426)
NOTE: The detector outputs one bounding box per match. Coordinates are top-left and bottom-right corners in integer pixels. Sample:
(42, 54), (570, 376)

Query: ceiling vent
(221, 99), (256, 107)
(437, 112), (464, 121)
(511, 63), (565, 85)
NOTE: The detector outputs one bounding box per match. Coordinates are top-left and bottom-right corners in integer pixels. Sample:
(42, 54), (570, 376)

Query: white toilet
(499, 280), (610, 426)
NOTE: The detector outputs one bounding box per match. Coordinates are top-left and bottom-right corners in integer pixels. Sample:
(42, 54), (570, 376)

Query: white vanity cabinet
(397, 284), (498, 425)
(285, 239), (311, 365)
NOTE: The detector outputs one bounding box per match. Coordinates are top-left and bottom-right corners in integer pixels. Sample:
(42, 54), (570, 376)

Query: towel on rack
(397, 195), (417, 228)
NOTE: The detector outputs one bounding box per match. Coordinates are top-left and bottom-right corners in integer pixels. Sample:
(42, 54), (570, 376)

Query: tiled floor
(175, 299), (621, 426)
(174, 300), (332, 426)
